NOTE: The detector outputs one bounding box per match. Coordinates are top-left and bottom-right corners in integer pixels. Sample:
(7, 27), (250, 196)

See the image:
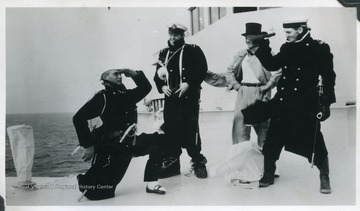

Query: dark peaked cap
(283, 20), (308, 29)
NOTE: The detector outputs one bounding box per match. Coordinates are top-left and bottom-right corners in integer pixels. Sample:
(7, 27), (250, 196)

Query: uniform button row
(170, 69), (185, 72)
(283, 66), (301, 70)
(280, 87), (298, 91)
(282, 76), (300, 81)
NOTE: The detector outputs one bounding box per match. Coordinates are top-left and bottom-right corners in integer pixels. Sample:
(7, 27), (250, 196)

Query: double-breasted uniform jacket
(74, 72), (165, 201)
(73, 71), (152, 149)
(255, 33), (336, 164)
(154, 41), (208, 146)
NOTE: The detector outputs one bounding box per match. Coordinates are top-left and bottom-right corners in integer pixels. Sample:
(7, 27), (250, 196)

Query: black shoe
(146, 185), (166, 194)
(159, 157), (181, 179)
(259, 157), (276, 187)
(191, 158), (208, 179)
(320, 174), (332, 194)
(194, 165), (207, 178)
(317, 157), (331, 194)
(259, 175), (274, 187)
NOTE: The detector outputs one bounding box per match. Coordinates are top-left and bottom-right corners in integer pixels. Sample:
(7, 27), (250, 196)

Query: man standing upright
(254, 20), (336, 194)
(154, 24), (208, 179)
(206, 22), (280, 147)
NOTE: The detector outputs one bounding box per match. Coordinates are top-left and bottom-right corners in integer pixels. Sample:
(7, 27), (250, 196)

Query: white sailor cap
(283, 19), (308, 29)
(168, 23), (188, 33)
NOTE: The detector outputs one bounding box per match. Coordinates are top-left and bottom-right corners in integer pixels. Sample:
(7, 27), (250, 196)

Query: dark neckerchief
(168, 39), (185, 51)
(247, 50), (255, 56)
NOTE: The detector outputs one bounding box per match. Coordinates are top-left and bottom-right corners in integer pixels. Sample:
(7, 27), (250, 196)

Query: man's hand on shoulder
(258, 39), (270, 49)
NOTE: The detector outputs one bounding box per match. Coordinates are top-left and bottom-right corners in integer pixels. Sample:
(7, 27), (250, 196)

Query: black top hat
(241, 22), (264, 36)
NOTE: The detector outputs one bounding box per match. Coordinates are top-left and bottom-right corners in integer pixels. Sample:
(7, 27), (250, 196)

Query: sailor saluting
(73, 68), (167, 200)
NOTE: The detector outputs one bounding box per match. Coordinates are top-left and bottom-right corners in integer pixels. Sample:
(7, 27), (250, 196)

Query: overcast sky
(6, 7), (190, 114)
(4, 2), (355, 114)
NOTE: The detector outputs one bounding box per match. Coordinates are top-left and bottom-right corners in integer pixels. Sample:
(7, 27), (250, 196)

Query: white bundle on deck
(7, 125), (36, 187)
(210, 141), (264, 185)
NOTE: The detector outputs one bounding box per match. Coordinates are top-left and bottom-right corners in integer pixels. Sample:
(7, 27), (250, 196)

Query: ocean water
(5, 108), (355, 178)
(5, 112), (87, 177)
(5, 111), (234, 177)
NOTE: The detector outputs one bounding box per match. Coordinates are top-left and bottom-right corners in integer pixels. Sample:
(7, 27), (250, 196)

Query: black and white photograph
(0, 0), (358, 210)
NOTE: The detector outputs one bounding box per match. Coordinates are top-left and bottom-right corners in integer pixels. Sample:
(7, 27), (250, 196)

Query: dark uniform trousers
(263, 112), (328, 167)
(161, 92), (204, 163)
(77, 132), (165, 200)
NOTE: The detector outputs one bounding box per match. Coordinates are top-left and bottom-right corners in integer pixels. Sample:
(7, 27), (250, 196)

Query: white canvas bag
(7, 125), (36, 186)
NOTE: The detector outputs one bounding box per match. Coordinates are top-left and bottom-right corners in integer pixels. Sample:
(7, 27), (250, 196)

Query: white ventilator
(7, 125), (36, 187)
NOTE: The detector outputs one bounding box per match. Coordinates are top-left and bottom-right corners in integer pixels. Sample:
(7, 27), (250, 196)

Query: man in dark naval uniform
(73, 69), (166, 200)
(154, 24), (208, 178)
(254, 20), (336, 193)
